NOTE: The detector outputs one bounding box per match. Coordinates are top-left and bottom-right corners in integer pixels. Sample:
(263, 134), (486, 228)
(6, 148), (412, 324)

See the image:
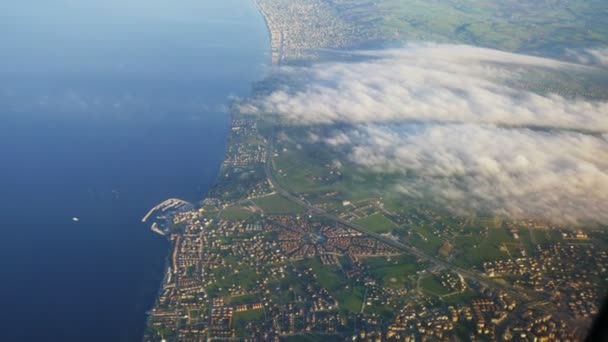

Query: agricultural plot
(362, 255), (420, 289)
(353, 213), (398, 234)
(326, 0), (608, 53)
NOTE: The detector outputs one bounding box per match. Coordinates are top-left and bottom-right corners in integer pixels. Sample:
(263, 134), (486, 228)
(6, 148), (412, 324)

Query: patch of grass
(441, 289), (477, 306)
(337, 285), (366, 313)
(253, 194), (306, 214)
(327, 0), (608, 54)
(362, 255), (419, 289)
(353, 213), (398, 233)
(531, 229), (563, 247)
(207, 266), (261, 297)
(220, 205), (256, 220)
(187, 309), (202, 324)
(452, 226), (519, 267)
(420, 275), (451, 296)
(409, 225), (444, 256)
(233, 308), (265, 337)
(271, 133), (406, 202)
(365, 304), (395, 321)
(272, 144), (331, 194)
(233, 308), (264, 323)
(227, 293), (259, 306)
(302, 257), (364, 314)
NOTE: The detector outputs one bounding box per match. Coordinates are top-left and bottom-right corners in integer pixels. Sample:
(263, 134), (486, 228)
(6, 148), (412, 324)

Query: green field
(302, 257), (364, 314)
(233, 308), (265, 336)
(530, 228), (564, 247)
(219, 205), (256, 220)
(207, 264), (262, 297)
(327, 0), (608, 54)
(234, 308), (264, 322)
(420, 275), (451, 296)
(353, 213), (398, 234)
(409, 225), (444, 256)
(228, 293), (260, 306)
(272, 134), (406, 203)
(187, 308), (203, 324)
(362, 255), (419, 289)
(452, 226), (516, 267)
(441, 289), (478, 306)
(253, 194), (306, 214)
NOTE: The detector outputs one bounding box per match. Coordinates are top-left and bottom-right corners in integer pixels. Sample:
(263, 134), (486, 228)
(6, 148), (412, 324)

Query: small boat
(72, 217), (80, 222)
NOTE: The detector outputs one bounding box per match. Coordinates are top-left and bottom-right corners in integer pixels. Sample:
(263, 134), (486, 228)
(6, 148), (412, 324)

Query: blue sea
(0, 1), (269, 340)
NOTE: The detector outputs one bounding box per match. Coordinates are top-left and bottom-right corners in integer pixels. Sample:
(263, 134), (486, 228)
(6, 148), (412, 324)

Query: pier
(142, 198), (193, 223)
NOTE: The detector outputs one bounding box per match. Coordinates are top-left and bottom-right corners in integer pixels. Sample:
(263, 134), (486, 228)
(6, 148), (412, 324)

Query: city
(143, 110), (607, 341)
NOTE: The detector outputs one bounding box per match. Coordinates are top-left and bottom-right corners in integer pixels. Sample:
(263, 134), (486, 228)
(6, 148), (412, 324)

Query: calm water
(0, 1), (269, 340)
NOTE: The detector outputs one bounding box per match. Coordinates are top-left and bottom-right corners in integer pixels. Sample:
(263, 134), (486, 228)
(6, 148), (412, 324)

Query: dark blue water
(0, 1), (269, 340)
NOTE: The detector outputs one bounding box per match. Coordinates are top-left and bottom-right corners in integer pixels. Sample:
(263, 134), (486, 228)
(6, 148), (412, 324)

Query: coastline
(144, 0), (274, 240)
(144, 239), (173, 332)
(142, 0), (274, 336)
(251, 0), (282, 65)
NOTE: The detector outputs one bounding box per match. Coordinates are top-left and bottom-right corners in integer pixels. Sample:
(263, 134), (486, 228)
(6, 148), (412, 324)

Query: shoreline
(143, 0), (276, 240)
(142, 0), (275, 335)
(143, 237), (174, 335)
(251, 0), (282, 65)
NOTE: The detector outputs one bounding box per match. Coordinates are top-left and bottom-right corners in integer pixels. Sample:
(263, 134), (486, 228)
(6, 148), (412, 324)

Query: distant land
(256, 0), (608, 64)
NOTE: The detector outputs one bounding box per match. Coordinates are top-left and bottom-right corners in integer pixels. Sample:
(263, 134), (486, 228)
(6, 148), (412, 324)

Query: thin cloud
(566, 48), (608, 67)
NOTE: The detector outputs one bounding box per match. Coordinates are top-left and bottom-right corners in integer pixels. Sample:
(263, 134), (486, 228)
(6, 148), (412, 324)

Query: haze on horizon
(0, 0), (266, 122)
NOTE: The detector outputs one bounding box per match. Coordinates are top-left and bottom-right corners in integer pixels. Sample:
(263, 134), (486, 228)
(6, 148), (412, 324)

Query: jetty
(142, 198), (193, 223)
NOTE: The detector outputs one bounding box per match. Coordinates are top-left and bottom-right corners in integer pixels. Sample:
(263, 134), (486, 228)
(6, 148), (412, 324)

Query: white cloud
(327, 124), (608, 225)
(567, 48), (608, 67)
(244, 44), (608, 225)
(244, 43), (608, 132)
(587, 48), (608, 67)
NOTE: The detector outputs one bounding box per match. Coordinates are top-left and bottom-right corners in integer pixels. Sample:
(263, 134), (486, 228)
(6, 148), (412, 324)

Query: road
(263, 137), (531, 302)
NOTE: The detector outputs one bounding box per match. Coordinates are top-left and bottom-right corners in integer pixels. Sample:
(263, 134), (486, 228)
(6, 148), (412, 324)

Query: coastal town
(143, 108), (608, 341)
(144, 199), (606, 340)
(141, 1), (608, 341)
(255, 0), (366, 64)
(2, 0), (606, 340)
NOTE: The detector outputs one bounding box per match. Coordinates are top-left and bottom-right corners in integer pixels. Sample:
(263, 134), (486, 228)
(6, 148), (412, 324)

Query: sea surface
(0, 1), (269, 340)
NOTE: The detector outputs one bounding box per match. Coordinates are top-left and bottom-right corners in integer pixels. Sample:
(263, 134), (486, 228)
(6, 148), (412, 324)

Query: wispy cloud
(244, 44), (608, 225)
(566, 48), (608, 67)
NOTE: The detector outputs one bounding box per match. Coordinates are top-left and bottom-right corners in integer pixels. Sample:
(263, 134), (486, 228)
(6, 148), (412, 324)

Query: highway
(263, 137), (532, 302)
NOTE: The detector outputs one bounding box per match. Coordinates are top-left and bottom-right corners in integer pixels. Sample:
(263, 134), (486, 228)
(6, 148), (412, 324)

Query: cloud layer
(243, 44), (607, 132)
(327, 124), (608, 225)
(244, 44), (608, 225)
